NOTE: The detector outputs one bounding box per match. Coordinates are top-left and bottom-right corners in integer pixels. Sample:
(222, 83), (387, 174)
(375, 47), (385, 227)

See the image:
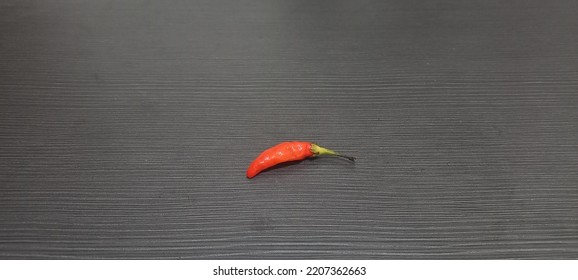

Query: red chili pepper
(246, 141), (355, 178)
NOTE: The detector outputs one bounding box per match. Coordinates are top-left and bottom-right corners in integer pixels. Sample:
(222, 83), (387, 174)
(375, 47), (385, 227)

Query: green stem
(310, 143), (356, 162)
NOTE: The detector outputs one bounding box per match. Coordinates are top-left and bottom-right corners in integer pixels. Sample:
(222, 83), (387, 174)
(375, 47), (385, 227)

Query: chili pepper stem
(310, 143), (356, 162)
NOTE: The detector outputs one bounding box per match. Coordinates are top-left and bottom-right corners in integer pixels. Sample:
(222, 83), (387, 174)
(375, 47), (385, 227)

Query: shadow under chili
(256, 156), (354, 176)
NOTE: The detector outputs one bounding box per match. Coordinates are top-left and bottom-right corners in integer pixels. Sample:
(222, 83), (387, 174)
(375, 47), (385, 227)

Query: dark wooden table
(1, 0), (577, 259)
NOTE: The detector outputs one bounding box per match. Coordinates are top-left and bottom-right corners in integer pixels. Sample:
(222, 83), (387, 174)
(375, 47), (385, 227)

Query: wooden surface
(1, 0), (577, 259)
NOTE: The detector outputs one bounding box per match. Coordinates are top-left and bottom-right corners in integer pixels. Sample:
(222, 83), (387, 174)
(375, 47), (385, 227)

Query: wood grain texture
(1, 0), (577, 259)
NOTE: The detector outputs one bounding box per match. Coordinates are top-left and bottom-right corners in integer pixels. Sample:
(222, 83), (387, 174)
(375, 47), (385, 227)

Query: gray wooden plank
(1, 0), (577, 259)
